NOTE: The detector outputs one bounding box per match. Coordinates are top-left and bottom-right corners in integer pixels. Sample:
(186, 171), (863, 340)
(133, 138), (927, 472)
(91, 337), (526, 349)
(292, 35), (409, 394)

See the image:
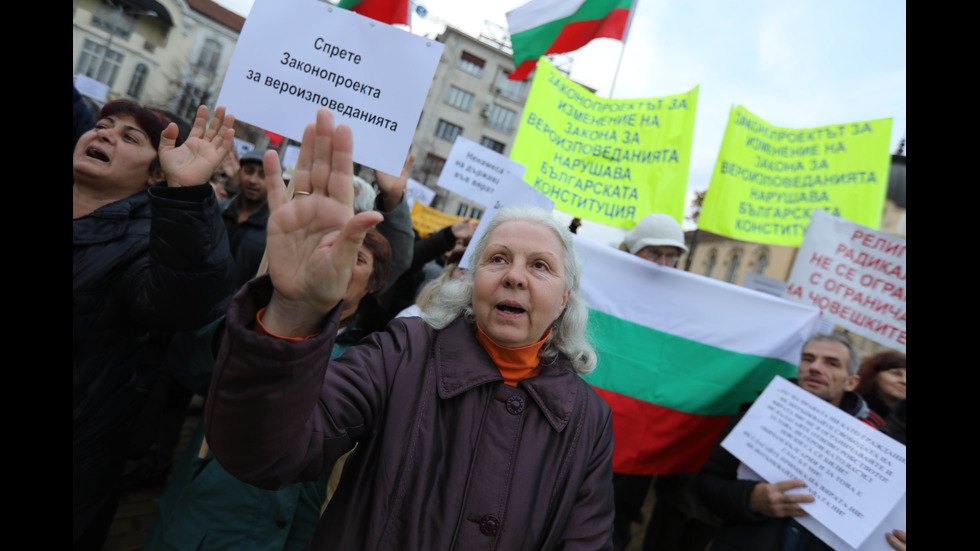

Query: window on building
(458, 51), (486, 76)
(127, 63), (149, 98)
(725, 253), (740, 283)
(445, 86), (474, 111)
(76, 39), (124, 87)
(496, 71), (527, 101)
(435, 120), (463, 142)
(705, 251), (717, 278)
(421, 154), (446, 178)
(456, 204), (470, 217)
(91, 1), (138, 39)
(480, 137), (505, 154)
(196, 38), (223, 75)
(755, 251), (769, 275)
(485, 105), (517, 132)
(175, 82), (208, 121)
(470, 208), (484, 219)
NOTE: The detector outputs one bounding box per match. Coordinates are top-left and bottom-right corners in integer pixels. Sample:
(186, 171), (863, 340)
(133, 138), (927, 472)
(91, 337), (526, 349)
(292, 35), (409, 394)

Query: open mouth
(87, 148), (109, 162)
(497, 304), (526, 314)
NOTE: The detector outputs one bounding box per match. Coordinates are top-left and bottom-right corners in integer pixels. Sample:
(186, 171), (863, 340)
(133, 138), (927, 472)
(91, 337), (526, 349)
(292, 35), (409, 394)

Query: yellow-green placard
(511, 59), (698, 228)
(699, 106), (892, 246)
(411, 202), (467, 238)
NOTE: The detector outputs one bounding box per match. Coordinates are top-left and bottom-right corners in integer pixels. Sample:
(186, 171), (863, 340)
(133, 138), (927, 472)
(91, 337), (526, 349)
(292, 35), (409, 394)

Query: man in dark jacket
(697, 333), (887, 551)
(222, 148), (272, 289)
(222, 151), (415, 292)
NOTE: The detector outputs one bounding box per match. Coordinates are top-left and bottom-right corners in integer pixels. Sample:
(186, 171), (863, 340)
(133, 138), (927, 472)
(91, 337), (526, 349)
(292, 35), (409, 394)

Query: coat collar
(73, 190), (150, 245)
(431, 317), (579, 433)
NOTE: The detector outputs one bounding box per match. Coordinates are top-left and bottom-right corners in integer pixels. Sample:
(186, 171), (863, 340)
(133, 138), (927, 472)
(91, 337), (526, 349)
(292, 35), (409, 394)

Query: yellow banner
(410, 203), (466, 238)
(511, 59), (698, 228)
(699, 106), (892, 246)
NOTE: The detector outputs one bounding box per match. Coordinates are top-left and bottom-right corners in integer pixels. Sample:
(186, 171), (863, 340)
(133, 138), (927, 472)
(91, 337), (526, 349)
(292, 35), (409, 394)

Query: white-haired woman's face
(472, 220), (570, 348)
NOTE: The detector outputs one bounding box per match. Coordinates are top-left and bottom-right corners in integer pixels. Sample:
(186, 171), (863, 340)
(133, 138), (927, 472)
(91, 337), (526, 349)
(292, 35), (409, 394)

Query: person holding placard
(696, 334), (894, 551)
(206, 109), (615, 550)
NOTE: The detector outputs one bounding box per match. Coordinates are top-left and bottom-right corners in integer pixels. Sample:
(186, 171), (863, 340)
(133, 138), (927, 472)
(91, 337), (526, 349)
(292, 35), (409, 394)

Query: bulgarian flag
(506, 0), (635, 81)
(574, 236), (820, 474)
(338, 0), (410, 25)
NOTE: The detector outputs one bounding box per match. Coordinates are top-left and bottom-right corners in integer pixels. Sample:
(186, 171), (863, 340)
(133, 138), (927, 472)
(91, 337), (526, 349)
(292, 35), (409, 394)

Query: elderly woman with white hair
(206, 109), (614, 550)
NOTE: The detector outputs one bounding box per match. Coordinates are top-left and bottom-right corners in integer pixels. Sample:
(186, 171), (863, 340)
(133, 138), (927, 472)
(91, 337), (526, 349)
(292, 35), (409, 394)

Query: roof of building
(187, 0), (245, 32)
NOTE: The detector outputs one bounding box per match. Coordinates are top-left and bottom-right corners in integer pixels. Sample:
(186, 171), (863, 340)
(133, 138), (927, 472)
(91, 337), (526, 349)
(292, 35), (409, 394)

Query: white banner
(217, 0), (442, 174)
(784, 210), (906, 352)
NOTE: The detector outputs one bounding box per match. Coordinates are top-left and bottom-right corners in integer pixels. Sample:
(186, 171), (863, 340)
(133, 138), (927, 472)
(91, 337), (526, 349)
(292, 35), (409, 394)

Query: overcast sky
(216, 0), (906, 241)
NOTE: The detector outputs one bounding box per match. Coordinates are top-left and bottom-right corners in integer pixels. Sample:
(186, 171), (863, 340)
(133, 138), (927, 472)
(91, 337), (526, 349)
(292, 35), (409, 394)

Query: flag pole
(608, 44), (627, 98)
(609, 0), (640, 98)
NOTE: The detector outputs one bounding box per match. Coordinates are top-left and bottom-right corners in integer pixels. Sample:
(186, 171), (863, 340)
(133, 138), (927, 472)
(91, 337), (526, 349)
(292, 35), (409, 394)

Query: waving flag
(574, 236), (820, 474)
(338, 0), (409, 25)
(506, 0), (634, 81)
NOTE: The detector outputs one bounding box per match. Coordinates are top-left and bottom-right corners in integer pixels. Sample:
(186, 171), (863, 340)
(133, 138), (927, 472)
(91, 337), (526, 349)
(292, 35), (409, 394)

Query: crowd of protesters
(73, 88), (905, 551)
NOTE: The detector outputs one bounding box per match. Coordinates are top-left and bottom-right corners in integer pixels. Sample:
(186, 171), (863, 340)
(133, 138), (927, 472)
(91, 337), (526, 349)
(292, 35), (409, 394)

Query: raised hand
(375, 154), (415, 212)
(263, 109), (383, 337)
(159, 105), (236, 188)
(749, 479), (815, 518)
(451, 218), (478, 241)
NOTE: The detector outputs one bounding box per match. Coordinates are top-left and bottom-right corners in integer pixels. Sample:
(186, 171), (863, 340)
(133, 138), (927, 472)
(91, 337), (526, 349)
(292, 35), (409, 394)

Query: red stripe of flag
(593, 386), (732, 475)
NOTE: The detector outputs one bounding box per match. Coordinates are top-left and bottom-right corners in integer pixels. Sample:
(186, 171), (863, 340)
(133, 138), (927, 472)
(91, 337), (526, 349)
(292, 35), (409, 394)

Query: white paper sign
(784, 209), (906, 352)
(216, 0), (443, 174)
(74, 74), (110, 103)
(735, 463), (905, 551)
(459, 177), (555, 269)
(722, 377), (906, 548)
(405, 178), (436, 209)
(437, 137), (528, 207)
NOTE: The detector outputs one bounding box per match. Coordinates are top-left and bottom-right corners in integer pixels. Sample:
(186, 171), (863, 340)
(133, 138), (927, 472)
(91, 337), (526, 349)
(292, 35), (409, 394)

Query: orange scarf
(475, 323), (552, 387)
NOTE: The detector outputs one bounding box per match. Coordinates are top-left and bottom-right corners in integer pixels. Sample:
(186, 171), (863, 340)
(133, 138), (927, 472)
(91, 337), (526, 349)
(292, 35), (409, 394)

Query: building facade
(408, 26), (530, 220)
(73, 0), (243, 121)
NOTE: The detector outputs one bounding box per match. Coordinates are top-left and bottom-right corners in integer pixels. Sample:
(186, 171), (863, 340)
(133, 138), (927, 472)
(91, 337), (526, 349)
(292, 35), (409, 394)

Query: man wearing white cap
(623, 213), (688, 268)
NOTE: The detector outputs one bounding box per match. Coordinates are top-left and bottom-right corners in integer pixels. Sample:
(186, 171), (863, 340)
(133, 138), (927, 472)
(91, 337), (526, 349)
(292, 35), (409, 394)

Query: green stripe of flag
(583, 309), (797, 416)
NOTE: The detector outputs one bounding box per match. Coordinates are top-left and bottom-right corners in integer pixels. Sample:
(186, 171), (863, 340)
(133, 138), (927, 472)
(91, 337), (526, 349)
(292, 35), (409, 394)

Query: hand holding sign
(885, 529), (906, 551)
(452, 218), (478, 241)
(264, 109), (382, 336)
(750, 479), (816, 518)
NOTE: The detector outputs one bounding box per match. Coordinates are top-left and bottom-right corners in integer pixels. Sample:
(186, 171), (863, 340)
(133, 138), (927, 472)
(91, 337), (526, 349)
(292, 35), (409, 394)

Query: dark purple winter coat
(207, 277), (615, 550)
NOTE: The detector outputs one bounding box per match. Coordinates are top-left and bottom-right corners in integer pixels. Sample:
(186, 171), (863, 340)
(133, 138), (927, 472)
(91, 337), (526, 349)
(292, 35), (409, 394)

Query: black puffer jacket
(73, 183), (232, 539)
